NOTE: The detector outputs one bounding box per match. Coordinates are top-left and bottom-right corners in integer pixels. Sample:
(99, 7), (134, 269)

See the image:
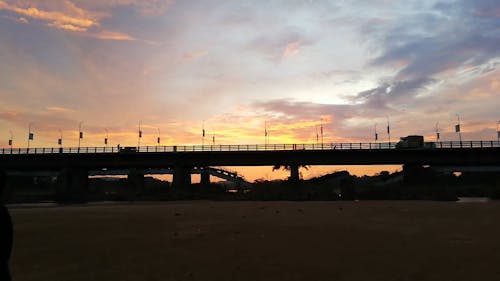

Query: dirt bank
(9, 201), (500, 281)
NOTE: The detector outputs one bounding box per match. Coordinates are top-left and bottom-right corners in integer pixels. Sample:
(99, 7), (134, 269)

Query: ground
(8, 201), (500, 281)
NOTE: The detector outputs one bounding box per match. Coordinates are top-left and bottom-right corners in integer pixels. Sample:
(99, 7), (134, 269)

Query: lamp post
(455, 114), (462, 143)
(497, 120), (499, 142)
(315, 125), (319, 145)
(138, 121), (143, 149)
(202, 120), (205, 147)
(264, 121), (269, 146)
(27, 122), (34, 151)
(157, 128), (161, 146)
(435, 122), (440, 141)
(104, 129), (109, 148)
(58, 129), (63, 146)
(320, 118), (324, 147)
(78, 122), (83, 151)
(8, 130), (13, 148)
(386, 116), (391, 145)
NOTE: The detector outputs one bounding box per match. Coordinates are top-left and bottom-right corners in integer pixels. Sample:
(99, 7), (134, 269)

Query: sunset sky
(1, 0), (499, 180)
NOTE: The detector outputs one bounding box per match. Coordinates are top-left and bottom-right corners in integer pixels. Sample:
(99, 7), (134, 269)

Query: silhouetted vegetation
(3, 168), (500, 203)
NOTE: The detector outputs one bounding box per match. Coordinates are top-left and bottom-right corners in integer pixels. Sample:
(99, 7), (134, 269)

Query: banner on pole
(455, 124), (460, 132)
(28, 133), (34, 140)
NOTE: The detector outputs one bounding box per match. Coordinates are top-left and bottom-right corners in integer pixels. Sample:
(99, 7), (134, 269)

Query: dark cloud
(351, 77), (436, 110)
(368, 0), (500, 80)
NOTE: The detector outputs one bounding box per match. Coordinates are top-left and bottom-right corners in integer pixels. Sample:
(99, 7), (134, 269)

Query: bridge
(1, 140), (500, 202)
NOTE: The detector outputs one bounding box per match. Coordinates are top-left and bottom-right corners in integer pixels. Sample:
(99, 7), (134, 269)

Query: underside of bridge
(56, 168), (88, 203)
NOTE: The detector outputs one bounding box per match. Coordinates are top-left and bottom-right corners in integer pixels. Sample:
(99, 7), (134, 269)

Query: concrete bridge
(1, 141), (500, 202)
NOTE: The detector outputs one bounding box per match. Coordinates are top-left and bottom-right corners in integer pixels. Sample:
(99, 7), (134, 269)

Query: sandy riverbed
(8, 201), (500, 281)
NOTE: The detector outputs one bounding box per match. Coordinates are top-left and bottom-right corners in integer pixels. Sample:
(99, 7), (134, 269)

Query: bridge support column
(200, 167), (210, 187)
(402, 164), (425, 184)
(124, 168), (144, 200)
(289, 164), (300, 183)
(172, 166), (192, 189)
(56, 168), (88, 203)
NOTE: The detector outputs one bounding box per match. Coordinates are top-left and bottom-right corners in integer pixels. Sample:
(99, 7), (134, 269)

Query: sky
(1, 0), (499, 180)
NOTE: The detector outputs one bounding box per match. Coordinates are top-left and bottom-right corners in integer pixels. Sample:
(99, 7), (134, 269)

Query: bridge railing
(1, 141), (500, 155)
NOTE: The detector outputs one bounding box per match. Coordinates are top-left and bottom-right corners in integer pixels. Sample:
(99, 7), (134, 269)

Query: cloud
(366, 1), (500, 80)
(351, 77), (436, 110)
(247, 29), (314, 61)
(0, 0), (99, 31)
(0, 0), (139, 41)
(282, 40), (302, 58)
(91, 30), (135, 41)
(46, 106), (75, 113)
(180, 51), (208, 63)
(73, 0), (174, 17)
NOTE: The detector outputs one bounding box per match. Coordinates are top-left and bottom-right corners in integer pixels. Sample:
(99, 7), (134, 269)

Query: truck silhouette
(395, 135), (436, 149)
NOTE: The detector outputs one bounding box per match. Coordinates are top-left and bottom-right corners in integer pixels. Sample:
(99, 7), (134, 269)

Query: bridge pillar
(402, 164), (425, 184)
(124, 168), (144, 200)
(200, 167), (210, 187)
(172, 166), (192, 189)
(56, 168), (88, 203)
(289, 164), (300, 183)
(0, 170), (6, 203)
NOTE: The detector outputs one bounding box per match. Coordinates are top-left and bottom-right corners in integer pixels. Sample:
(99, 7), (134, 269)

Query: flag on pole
(58, 138), (62, 145)
(139, 130), (142, 138)
(212, 135), (215, 144)
(375, 133), (378, 141)
(202, 129), (205, 137)
(387, 125), (390, 134)
(104, 138), (108, 145)
(28, 132), (34, 140)
(436, 132), (440, 140)
(157, 137), (160, 144)
(455, 124), (460, 133)
(8, 139), (12, 146)
(79, 132), (83, 139)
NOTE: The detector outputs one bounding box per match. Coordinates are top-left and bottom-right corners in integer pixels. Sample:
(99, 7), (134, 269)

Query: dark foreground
(9, 201), (500, 281)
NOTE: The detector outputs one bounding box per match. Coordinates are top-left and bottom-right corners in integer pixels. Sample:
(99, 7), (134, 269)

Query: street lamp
(320, 118), (324, 147)
(386, 116), (391, 145)
(8, 130), (13, 148)
(202, 120), (205, 147)
(104, 129), (109, 148)
(58, 129), (63, 146)
(78, 122), (83, 151)
(138, 121), (142, 148)
(497, 120), (499, 142)
(27, 122), (34, 151)
(435, 122), (440, 141)
(455, 114), (462, 143)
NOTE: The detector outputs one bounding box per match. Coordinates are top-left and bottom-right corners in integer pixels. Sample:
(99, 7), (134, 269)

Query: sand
(8, 201), (500, 281)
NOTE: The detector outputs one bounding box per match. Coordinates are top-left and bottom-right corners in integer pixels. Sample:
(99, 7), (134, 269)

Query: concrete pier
(172, 166), (192, 189)
(200, 167), (210, 186)
(56, 168), (88, 203)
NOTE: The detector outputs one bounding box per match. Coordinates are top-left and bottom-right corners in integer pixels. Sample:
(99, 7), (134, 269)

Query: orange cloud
(92, 30), (135, 41)
(180, 51), (208, 62)
(0, 1), (138, 41)
(0, 1), (98, 31)
(282, 40), (301, 57)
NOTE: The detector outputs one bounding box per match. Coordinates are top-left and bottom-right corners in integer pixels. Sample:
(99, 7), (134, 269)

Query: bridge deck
(1, 140), (500, 155)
